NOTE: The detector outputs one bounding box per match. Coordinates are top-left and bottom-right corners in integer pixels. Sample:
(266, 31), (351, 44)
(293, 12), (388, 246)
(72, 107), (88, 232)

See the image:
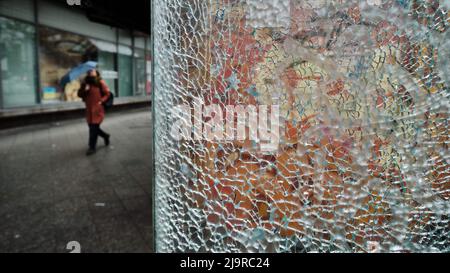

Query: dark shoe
(104, 134), (111, 146)
(86, 149), (96, 156)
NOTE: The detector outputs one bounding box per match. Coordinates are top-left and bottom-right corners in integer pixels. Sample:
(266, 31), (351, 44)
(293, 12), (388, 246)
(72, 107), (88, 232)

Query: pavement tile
(0, 110), (153, 253)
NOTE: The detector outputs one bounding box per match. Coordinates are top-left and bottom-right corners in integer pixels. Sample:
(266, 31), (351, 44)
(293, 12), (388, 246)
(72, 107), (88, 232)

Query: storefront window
(146, 37), (151, 96)
(98, 51), (116, 96)
(0, 17), (37, 108)
(146, 52), (151, 96)
(118, 45), (133, 97)
(1, 18), (149, 108)
(134, 48), (146, 96)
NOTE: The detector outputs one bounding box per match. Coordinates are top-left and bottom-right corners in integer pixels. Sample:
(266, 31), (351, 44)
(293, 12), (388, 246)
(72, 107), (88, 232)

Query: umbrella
(60, 61), (98, 87)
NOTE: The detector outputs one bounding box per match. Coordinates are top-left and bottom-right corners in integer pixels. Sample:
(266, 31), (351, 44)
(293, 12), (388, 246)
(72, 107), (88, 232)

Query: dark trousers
(88, 124), (109, 150)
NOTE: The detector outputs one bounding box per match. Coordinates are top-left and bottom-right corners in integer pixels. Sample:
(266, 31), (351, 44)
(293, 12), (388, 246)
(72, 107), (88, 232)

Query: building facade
(0, 0), (151, 110)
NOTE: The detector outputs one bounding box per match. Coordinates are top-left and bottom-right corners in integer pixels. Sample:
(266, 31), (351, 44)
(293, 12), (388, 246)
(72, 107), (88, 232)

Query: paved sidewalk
(0, 109), (153, 253)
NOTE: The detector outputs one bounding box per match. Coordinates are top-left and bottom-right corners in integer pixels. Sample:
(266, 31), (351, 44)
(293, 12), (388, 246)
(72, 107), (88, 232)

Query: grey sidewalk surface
(0, 109), (153, 253)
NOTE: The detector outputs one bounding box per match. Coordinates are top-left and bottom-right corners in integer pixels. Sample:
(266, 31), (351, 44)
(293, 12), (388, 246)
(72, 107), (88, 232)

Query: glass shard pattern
(153, 0), (450, 253)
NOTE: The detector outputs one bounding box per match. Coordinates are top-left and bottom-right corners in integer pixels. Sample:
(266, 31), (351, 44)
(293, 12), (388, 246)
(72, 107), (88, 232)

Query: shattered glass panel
(153, 0), (450, 253)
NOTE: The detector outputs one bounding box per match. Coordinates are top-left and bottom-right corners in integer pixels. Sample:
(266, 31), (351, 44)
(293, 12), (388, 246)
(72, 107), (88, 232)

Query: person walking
(78, 69), (111, 156)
